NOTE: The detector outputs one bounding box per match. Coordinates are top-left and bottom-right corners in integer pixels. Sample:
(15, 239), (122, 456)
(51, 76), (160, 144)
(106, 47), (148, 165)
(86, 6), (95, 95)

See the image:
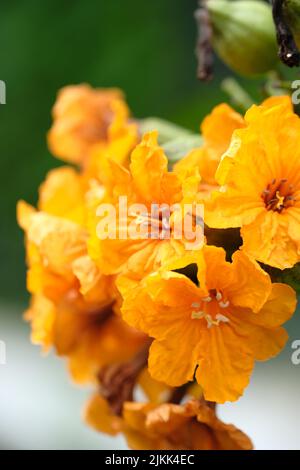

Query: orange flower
(121, 245), (297, 403)
(84, 393), (123, 436)
(25, 292), (145, 383)
(17, 194), (144, 383)
(88, 131), (203, 288)
(174, 96), (292, 201)
(38, 166), (86, 225)
(175, 103), (244, 191)
(206, 100), (300, 269)
(85, 398), (252, 450)
(86, 99), (138, 183)
(48, 84), (138, 174)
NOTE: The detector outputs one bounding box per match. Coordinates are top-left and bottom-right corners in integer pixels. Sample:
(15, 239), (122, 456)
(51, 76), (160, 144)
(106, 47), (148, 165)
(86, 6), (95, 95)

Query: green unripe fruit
(207, 0), (278, 76)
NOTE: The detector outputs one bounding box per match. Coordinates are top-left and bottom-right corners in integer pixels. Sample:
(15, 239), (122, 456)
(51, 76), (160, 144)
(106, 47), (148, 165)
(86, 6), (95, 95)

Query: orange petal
(38, 166), (85, 225)
(196, 324), (254, 403)
(250, 283), (297, 328)
(130, 131), (181, 205)
(229, 251), (272, 313)
(241, 211), (299, 269)
(148, 325), (207, 387)
(84, 394), (122, 436)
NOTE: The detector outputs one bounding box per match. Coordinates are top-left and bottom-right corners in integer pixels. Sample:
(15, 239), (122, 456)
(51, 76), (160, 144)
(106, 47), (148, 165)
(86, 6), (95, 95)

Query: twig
(195, 2), (214, 81)
(271, 0), (300, 67)
(221, 77), (254, 111)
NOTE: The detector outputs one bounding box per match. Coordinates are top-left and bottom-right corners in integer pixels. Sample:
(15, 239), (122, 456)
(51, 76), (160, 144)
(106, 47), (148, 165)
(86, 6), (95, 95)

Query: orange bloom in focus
(121, 245), (296, 403)
(85, 397), (253, 450)
(206, 100), (300, 269)
(88, 131), (203, 285)
(48, 84), (138, 175)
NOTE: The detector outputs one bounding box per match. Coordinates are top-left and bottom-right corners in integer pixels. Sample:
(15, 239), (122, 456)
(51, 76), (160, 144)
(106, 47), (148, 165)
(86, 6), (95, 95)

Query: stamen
(206, 314), (213, 328)
(219, 300), (230, 308)
(202, 296), (212, 303)
(191, 294), (230, 327)
(191, 302), (201, 308)
(216, 313), (230, 323)
(216, 291), (222, 301)
(262, 178), (295, 213)
(275, 191), (285, 210)
(191, 310), (205, 319)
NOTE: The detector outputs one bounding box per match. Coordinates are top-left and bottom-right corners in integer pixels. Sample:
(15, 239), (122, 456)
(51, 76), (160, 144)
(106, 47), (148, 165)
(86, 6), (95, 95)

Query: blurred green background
(0, 0), (264, 305)
(0, 0), (299, 450)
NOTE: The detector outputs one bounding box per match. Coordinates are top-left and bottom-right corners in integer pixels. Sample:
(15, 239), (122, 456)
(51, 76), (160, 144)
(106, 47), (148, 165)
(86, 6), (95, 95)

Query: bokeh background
(0, 0), (299, 449)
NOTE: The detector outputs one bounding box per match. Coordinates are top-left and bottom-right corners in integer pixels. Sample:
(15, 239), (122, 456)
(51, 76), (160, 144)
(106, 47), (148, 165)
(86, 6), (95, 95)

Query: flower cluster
(18, 85), (298, 450)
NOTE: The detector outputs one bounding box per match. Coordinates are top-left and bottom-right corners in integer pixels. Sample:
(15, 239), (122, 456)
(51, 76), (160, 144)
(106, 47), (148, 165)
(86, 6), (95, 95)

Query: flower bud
(207, 0), (278, 76)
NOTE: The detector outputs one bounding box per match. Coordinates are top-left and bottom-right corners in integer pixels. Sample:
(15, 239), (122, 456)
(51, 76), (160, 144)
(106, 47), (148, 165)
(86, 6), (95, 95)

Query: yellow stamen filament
(275, 191), (285, 210)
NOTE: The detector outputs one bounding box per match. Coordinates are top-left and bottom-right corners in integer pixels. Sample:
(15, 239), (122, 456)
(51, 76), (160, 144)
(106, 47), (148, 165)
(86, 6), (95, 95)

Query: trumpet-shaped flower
(17, 172), (144, 382)
(85, 397), (253, 450)
(175, 103), (244, 190)
(88, 131), (204, 287)
(48, 84), (138, 175)
(175, 96), (292, 201)
(206, 100), (300, 269)
(121, 245), (297, 402)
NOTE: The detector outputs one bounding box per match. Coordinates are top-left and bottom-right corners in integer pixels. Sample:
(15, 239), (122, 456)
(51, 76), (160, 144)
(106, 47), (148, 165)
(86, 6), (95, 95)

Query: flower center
(134, 207), (171, 239)
(191, 289), (230, 328)
(262, 179), (296, 213)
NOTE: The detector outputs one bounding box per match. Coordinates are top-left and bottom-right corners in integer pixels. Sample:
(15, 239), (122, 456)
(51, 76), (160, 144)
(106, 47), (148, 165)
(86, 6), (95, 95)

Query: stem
(271, 0), (300, 67)
(98, 339), (152, 416)
(194, 2), (214, 81)
(221, 77), (254, 112)
(264, 71), (293, 97)
(163, 135), (203, 166)
(139, 118), (192, 144)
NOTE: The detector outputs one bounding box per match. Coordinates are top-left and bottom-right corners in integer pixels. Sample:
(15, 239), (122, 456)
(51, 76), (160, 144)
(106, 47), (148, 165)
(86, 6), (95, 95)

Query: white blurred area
(0, 302), (299, 450)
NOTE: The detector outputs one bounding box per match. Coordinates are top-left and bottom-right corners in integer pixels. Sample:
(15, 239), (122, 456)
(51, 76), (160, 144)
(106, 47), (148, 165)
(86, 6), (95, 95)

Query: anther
(219, 300), (230, 308)
(216, 313), (230, 323)
(216, 291), (222, 301)
(191, 310), (204, 319)
(191, 302), (201, 308)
